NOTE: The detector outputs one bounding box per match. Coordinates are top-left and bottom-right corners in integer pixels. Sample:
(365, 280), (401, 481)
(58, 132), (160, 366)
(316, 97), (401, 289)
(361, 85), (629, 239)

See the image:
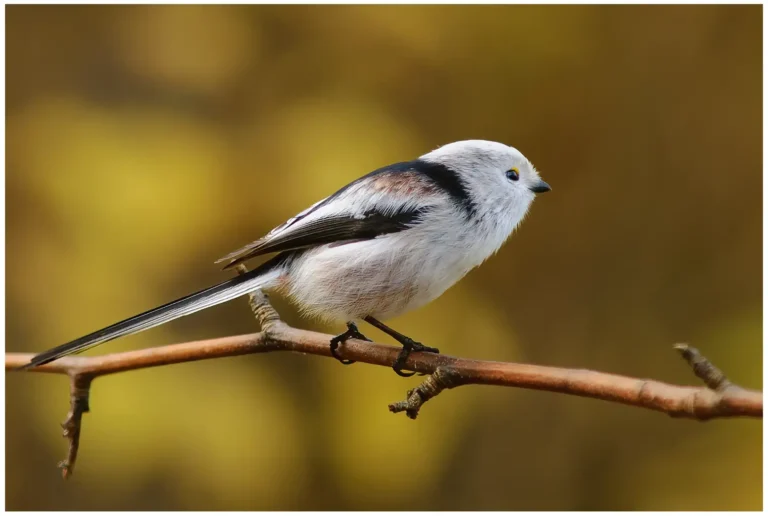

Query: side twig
(388, 367), (463, 419)
(7, 270), (762, 477)
(58, 375), (92, 478)
(674, 343), (732, 391)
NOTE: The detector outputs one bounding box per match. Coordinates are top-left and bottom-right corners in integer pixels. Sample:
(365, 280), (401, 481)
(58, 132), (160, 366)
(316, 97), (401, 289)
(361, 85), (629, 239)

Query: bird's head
(421, 139), (550, 226)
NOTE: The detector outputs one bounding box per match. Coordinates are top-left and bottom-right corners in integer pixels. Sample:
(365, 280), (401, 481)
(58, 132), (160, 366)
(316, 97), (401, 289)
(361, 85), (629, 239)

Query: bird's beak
(529, 180), (551, 194)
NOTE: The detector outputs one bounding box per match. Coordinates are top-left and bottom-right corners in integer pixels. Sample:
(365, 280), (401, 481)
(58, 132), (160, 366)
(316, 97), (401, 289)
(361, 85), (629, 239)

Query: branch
(7, 266), (762, 477)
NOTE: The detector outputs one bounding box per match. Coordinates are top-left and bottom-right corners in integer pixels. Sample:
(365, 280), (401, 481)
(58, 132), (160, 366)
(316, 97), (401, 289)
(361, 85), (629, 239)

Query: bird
(22, 140), (551, 376)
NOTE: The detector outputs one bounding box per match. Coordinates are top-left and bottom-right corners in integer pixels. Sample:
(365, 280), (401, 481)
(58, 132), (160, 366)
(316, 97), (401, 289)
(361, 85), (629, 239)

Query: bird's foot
(330, 322), (371, 365)
(392, 338), (440, 378)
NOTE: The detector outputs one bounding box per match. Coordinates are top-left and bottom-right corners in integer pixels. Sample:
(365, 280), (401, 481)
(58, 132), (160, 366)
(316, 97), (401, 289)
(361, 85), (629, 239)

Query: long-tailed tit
(24, 140), (550, 376)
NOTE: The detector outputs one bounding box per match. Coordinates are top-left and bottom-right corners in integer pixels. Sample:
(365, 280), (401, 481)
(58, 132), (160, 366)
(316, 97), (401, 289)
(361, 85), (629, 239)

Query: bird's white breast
(279, 202), (522, 323)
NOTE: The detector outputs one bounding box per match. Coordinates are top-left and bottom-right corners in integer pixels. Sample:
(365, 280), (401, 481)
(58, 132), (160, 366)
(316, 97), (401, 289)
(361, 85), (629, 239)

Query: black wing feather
(219, 206), (428, 270)
(216, 158), (471, 270)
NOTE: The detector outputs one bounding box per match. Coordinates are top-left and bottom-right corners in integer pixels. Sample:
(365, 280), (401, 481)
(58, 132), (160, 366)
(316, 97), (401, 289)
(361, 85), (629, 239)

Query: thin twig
(6, 285), (762, 478)
(674, 343), (732, 391)
(58, 375), (92, 479)
(388, 367), (463, 419)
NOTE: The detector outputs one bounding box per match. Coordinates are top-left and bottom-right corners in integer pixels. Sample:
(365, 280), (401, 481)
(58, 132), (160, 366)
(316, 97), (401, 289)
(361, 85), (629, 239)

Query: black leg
(330, 322), (371, 365)
(363, 316), (440, 377)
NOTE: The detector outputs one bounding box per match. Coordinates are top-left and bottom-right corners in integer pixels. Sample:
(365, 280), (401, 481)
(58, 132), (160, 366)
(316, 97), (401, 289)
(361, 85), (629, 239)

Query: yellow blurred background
(5, 4), (762, 510)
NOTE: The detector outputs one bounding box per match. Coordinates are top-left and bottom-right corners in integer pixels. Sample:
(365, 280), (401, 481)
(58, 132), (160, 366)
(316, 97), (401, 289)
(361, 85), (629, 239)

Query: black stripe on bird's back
(407, 160), (476, 218)
(283, 159), (476, 227)
(349, 160), (476, 217)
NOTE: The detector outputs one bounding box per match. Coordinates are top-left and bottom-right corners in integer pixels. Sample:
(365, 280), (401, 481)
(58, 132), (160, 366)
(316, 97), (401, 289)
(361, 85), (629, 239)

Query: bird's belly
(282, 238), (470, 322)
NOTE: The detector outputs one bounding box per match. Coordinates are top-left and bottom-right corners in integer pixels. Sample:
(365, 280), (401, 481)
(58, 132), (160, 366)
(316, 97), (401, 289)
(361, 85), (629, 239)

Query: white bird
(24, 140), (550, 376)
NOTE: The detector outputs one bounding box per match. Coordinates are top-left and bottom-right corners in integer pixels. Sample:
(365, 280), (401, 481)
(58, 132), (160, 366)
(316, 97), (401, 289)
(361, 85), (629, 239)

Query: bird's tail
(21, 257), (288, 369)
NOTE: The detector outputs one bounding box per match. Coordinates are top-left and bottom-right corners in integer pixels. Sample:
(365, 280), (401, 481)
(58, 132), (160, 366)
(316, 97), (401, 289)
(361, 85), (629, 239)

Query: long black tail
(21, 263), (283, 369)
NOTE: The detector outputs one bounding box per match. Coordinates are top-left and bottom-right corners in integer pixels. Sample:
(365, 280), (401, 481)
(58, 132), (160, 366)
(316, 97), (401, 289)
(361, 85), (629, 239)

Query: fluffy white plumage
(25, 139), (550, 368)
(279, 140), (545, 321)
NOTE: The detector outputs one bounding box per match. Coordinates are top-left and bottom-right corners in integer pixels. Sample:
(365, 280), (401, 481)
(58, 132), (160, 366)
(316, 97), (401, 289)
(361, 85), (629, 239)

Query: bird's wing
(216, 162), (444, 269)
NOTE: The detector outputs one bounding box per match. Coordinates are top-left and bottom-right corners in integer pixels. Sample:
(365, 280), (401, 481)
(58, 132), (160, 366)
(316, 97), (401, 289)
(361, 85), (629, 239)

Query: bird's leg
(330, 322), (371, 365)
(363, 316), (440, 377)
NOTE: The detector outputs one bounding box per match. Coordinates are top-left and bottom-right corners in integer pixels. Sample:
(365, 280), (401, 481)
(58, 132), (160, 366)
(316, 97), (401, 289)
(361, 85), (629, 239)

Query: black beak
(529, 180), (551, 194)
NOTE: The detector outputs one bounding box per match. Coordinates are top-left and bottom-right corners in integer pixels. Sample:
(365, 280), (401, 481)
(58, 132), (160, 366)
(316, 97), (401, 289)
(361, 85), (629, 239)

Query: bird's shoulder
(215, 161), (446, 269)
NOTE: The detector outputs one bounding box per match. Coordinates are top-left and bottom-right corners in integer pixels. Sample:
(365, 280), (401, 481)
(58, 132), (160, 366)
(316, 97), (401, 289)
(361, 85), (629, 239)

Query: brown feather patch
(369, 172), (438, 197)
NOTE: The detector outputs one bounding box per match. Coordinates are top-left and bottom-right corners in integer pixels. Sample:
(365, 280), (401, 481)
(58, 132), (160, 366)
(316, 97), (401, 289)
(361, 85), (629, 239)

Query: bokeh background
(5, 4), (762, 511)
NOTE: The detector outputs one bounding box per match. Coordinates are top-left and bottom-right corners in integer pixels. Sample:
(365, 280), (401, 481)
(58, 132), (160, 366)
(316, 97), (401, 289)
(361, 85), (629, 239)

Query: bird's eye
(506, 168), (520, 181)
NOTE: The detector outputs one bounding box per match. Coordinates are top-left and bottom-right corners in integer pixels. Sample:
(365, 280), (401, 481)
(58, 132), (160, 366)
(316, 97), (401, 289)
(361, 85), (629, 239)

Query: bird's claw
(330, 322), (371, 365)
(392, 339), (440, 377)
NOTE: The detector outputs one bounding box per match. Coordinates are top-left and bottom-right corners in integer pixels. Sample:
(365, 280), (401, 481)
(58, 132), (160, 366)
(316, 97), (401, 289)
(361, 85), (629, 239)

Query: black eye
(506, 168), (520, 181)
